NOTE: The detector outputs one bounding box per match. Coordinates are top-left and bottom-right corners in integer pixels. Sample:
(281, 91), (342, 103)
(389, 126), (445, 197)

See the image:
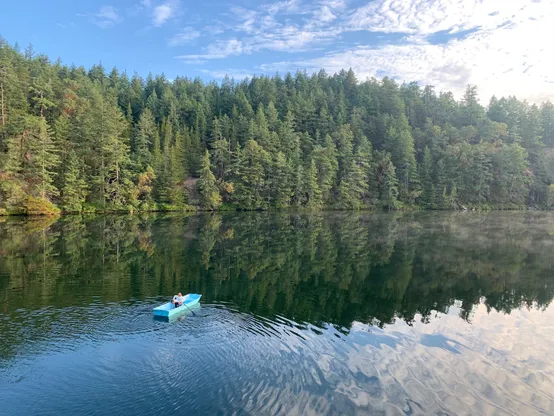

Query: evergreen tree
(197, 150), (221, 210)
(0, 39), (553, 213)
(61, 150), (88, 212)
(312, 134), (338, 203)
(269, 152), (292, 208)
(337, 138), (371, 209)
(234, 140), (269, 210)
(291, 163), (306, 206)
(374, 151), (399, 210)
(4, 116), (59, 205)
(420, 147), (435, 209)
(134, 109), (155, 170)
(305, 159), (322, 208)
(384, 115), (419, 203)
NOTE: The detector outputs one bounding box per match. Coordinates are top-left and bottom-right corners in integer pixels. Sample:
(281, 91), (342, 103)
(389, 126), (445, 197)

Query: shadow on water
(1, 211), (554, 415)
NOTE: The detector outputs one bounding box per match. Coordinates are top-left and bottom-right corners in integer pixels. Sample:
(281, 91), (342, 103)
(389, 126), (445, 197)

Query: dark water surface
(1, 212), (554, 415)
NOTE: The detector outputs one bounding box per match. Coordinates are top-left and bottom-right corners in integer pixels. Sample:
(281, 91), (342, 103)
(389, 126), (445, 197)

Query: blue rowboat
(153, 293), (202, 318)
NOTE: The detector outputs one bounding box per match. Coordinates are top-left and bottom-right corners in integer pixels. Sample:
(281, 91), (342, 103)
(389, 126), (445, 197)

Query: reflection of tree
(199, 214), (222, 270)
(2, 211), (554, 337)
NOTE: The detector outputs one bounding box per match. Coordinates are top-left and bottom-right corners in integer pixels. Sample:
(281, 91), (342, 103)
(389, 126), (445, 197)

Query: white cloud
(170, 0), (554, 102)
(177, 25), (336, 61)
(56, 22), (76, 29)
(321, 0), (346, 10)
(152, 0), (179, 27)
(187, 1), (342, 59)
(85, 6), (122, 29)
(203, 24), (225, 35)
(97, 6), (120, 22)
(260, 10), (554, 103)
(177, 39), (247, 61)
(347, 0), (550, 35)
(201, 69), (254, 79)
(229, 7), (262, 34)
(265, 0), (304, 15)
(317, 6), (337, 23)
(168, 29), (200, 46)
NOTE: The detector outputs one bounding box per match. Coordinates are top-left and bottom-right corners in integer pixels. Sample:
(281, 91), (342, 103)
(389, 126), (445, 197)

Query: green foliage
(547, 184), (554, 209)
(61, 150), (88, 212)
(197, 150), (221, 210)
(1, 39), (554, 214)
(312, 134), (338, 204)
(384, 115), (419, 203)
(134, 109), (156, 170)
(419, 147), (435, 209)
(305, 159), (323, 208)
(234, 140), (269, 210)
(23, 195), (60, 215)
(3, 115), (59, 207)
(4, 212), (553, 342)
(374, 151), (399, 210)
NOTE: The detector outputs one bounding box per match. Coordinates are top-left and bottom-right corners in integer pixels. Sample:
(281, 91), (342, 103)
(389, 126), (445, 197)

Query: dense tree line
(1, 39), (554, 214)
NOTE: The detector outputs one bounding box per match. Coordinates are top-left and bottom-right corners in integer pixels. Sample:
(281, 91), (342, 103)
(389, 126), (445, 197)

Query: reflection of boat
(153, 294), (202, 318)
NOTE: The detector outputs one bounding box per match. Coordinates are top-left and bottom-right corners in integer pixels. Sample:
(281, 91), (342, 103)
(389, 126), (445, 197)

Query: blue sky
(1, 0), (552, 102)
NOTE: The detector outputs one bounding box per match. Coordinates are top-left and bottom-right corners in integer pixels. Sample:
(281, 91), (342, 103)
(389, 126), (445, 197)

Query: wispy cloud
(84, 5), (122, 29)
(56, 22), (76, 29)
(168, 0), (554, 102)
(315, 6), (337, 24)
(203, 24), (225, 35)
(176, 26), (337, 61)
(177, 39), (247, 61)
(179, 1), (342, 61)
(168, 28), (200, 46)
(265, 0), (304, 15)
(258, 1), (554, 102)
(200, 69), (255, 80)
(152, 0), (180, 27)
(346, 0), (541, 35)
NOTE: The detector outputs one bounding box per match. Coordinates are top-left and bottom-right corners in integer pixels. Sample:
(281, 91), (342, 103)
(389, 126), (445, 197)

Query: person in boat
(172, 293), (184, 308)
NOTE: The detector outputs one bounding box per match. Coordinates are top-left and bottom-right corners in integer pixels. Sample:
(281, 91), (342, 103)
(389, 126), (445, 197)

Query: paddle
(179, 298), (196, 316)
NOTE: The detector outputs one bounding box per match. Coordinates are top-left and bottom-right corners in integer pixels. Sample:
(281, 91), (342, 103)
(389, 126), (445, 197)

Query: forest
(1, 39), (554, 214)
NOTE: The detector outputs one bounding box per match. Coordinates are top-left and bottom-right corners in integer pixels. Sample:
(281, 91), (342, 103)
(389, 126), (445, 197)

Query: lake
(1, 212), (554, 415)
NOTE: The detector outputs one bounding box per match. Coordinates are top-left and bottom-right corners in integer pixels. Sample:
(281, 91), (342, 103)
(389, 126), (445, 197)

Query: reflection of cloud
(2, 293), (554, 415)
(342, 302), (554, 415)
(419, 334), (464, 354)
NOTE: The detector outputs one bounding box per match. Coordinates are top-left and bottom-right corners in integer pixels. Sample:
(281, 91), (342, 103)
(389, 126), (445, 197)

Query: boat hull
(153, 294), (202, 318)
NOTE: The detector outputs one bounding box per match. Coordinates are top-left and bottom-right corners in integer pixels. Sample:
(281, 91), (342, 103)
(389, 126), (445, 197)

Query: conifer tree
(420, 147), (435, 209)
(374, 151), (399, 210)
(197, 150), (221, 210)
(305, 159), (322, 208)
(61, 150), (88, 212)
(0, 39), (553, 213)
(134, 109), (155, 170)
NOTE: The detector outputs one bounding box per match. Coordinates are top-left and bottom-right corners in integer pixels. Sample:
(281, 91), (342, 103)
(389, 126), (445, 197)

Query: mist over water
(1, 212), (554, 415)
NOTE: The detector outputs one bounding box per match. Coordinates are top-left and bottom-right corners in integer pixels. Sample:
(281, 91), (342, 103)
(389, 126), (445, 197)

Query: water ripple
(1, 300), (554, 415)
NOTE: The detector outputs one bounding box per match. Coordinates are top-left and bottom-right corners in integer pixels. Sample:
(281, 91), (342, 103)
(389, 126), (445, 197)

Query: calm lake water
(1, 212), (554, 415)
